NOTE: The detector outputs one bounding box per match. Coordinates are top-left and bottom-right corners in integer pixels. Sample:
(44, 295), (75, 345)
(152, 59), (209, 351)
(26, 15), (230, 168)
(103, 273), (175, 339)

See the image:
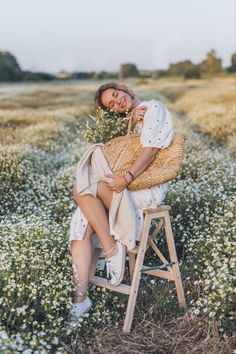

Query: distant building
(54, 70), (72, 79)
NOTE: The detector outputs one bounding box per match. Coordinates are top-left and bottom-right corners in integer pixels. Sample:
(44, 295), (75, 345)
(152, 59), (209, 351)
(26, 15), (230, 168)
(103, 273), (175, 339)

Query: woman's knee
(97, 180), (110, 193)
(97, 181), (112, 209)
(72, 184), (84, 204)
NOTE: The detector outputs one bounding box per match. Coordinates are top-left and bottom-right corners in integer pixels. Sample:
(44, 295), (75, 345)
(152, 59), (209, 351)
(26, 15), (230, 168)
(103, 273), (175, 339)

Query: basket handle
(127, 109), (135, 135)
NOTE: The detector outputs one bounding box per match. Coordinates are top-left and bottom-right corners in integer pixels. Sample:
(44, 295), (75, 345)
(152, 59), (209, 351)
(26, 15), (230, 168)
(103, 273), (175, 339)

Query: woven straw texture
(102, 131), (186, 191)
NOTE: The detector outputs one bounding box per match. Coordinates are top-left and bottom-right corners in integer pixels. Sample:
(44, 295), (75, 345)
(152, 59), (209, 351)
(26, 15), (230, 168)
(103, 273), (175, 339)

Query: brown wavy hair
(94, 82), (135, 111)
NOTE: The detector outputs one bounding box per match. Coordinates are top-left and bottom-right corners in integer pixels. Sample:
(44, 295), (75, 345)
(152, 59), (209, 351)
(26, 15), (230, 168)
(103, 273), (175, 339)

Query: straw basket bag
(102, 116), (186, 191)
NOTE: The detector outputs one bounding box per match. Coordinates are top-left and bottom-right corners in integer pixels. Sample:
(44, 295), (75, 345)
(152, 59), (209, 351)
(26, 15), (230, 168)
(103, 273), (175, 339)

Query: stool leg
(123, 215), (151, 333)
(164, 212), (186, 308)
(128, 253), (136, 283)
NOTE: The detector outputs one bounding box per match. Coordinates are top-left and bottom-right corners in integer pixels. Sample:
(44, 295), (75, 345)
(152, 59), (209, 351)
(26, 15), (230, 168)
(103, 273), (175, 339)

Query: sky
(0, 0), (235, 73)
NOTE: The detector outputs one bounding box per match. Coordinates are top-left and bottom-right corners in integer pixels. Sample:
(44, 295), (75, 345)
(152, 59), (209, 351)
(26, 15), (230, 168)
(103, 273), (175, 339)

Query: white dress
(69, 99), (174, 250)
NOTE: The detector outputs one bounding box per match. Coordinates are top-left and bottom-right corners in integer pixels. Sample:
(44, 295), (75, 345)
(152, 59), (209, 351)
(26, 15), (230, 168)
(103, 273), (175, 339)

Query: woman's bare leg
(71, 181), (116, 303)
(71, 222), (94, 303)
(72, 181), (115, 255)
(96, 181), (113, 210)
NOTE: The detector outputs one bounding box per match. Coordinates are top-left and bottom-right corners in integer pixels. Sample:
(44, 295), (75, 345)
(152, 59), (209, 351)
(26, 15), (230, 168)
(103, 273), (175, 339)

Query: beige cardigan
(75, 144), (138, 251)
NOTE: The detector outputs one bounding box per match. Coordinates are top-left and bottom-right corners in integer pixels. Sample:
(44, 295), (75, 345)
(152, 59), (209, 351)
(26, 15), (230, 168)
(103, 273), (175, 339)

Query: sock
(74, 296), (89, 309)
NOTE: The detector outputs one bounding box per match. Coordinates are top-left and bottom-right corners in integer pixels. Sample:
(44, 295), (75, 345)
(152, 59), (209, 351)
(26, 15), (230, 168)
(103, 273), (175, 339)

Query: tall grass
(150, 76), (236, 155)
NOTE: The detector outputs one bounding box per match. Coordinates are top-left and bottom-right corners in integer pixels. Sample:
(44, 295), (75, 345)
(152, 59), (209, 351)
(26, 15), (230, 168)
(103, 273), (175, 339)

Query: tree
(92, 71), (118, 80)
(119, 63), (139, 79)
(207, 49), (222, 73)
(199, 49), (222, 74)
(167, 60), (200, 77)
(22, 71), (54, 81)
(231, 52), (236, 68)
(0, 51), (23, 81)
(227, 52), (236, 73)
(184, 66), (201, 79)
(0, 50), (58, 82)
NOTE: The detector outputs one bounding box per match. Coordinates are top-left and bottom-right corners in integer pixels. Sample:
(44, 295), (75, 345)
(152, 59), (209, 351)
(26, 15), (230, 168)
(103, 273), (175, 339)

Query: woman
(68, 82), (174, 322)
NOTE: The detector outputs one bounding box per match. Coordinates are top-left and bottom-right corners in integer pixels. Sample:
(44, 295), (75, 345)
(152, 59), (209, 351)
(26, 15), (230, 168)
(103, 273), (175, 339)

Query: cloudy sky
(0, 0), (235, 73)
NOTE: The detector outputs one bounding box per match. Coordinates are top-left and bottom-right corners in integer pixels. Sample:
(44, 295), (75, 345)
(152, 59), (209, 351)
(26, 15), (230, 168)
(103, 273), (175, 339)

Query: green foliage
(0, 145), (55, 216)
(168, 60), (196, 76)
(0, 218), (73, 351)
(93, 71), (118, 80)
(22, 71), (54, 81)
(164, 146), (236, 334)
(0, 51), (23, 82)
(184, 66), (201, 79)
(231, 52), (236, 67)
(206, 49), (222, 73)
(72, 71), (94, 79)
(82, 108), (129, 143)
(119, 63), (139, 78)
(0, 143), (126, 352)
(199, 49), (222, 74)
(0, 50), (55, 82)
(166, 49), (224, 78)
(167, 60), (201, 78)
(227, 52), (236, 73)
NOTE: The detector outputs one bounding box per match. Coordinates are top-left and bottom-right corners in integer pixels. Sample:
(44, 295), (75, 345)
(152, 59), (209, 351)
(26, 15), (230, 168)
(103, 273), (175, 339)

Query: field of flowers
(0, 77), (235, 353)
(148, 76), (236, 155)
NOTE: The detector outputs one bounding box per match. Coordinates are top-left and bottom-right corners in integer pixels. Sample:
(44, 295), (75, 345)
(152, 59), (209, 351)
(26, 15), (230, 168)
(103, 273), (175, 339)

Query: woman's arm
(105, 147), (158, 193)
(127, 147), (158, 179)
(105, 100), (174, 193)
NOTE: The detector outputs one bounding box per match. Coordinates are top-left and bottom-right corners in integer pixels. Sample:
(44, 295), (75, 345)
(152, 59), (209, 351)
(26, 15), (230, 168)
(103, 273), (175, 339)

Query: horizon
(2, 47), (234, 75)
(0, 0), (235, 73)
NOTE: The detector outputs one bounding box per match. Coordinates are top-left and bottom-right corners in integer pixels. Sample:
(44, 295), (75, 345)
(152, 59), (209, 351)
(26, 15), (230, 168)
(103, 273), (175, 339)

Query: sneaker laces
(106, 259), (119, 281)
(105, 244), (118, 279)
(106, 261), (113, 279)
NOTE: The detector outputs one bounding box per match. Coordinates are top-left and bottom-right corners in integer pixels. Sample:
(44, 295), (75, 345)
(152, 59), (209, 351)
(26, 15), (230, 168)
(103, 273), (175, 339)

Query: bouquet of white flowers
(82, 107), (129, 144)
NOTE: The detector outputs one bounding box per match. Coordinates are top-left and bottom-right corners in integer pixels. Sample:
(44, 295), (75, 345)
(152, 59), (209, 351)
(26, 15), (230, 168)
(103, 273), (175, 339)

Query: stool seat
(142, 205), (171, 214)
(128, 245), (139, 254)
(89, 204), (186, 333)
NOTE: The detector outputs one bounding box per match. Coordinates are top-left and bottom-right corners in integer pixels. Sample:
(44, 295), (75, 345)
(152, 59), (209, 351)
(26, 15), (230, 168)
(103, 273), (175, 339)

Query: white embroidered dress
(69, 99), (174, 250)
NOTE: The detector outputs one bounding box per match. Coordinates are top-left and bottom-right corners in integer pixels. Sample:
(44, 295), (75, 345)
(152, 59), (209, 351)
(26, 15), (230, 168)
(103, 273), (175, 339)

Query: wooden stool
(89, 205), (186, 333)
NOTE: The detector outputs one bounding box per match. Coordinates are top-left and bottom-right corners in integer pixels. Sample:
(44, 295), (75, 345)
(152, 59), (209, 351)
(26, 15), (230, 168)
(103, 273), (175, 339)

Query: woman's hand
(131, 105), (147, 126)
(104, 173), (127, 193)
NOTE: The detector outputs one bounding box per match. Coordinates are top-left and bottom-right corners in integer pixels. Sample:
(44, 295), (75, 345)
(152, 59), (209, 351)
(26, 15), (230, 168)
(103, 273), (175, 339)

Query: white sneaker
(106, 241), (126, 286)
(68, 297), (92, 324)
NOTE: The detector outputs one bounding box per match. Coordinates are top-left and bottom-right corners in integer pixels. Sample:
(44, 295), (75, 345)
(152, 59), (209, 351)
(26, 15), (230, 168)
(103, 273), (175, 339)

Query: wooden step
(90, 276), (131, 295)
(141, 261), (175, 272)
(141, 267), (174, 280)
(142, 205), (171, 214)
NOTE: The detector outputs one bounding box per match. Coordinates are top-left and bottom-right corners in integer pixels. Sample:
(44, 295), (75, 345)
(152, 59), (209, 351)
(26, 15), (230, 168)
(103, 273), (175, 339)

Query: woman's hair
(94, 82), (135, 110)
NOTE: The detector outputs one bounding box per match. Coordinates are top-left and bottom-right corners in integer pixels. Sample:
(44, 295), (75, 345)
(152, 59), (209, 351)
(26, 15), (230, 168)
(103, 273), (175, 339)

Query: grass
(0, 77), (235, 353)
(148, 76), (236, 155)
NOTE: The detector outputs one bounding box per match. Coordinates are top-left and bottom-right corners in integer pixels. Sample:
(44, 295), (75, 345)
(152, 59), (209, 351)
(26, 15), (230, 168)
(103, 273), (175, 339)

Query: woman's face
(101, 88), (133, 113)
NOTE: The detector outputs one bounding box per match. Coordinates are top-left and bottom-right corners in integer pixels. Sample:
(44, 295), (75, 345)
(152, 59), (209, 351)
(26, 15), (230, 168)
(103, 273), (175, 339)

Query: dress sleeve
(140, 99), (174, 149)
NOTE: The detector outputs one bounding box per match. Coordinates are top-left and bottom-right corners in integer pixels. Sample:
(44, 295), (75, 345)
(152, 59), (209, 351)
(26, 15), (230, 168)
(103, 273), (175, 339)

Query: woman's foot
(68, 296), (93, 324)
(105, 241), (126, 286)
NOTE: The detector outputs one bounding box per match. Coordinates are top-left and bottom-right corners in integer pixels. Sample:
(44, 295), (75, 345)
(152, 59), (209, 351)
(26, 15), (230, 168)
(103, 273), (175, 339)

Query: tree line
(0, 49), (235, 82)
